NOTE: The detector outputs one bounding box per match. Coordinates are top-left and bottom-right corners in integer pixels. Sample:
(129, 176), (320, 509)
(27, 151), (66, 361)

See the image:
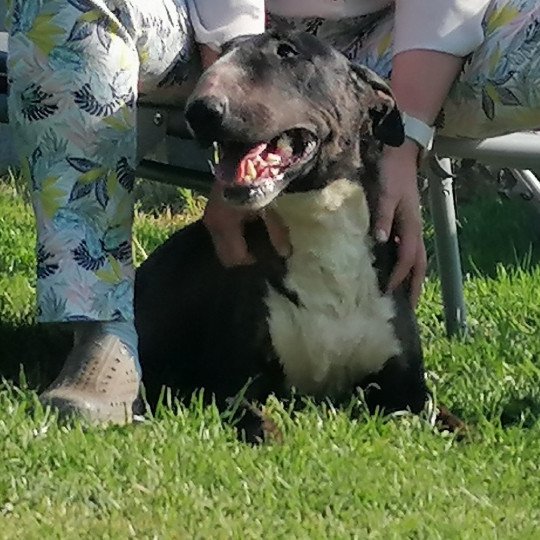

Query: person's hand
(203, 182), (291, 267)
(374, 139), (427, 307)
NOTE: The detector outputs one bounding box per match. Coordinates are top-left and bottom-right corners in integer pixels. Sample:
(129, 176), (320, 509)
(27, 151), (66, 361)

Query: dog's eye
(277, 43), (299, 59)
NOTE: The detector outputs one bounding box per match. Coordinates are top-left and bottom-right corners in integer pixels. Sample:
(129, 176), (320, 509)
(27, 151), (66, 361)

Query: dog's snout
(185, 96), (229, 139)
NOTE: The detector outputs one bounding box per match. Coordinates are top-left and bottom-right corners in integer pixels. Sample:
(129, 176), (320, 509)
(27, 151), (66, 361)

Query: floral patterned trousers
(6, 0), (540, 323)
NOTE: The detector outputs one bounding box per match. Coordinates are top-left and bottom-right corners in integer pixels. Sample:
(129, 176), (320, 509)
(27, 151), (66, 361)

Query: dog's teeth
(266, 153), (282, 165)
(245, 159), (257, 181)
(213, 142), (220, 164)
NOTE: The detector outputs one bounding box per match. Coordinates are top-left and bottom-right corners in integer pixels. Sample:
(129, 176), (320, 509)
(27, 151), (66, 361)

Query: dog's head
(186, 31), (404, 210)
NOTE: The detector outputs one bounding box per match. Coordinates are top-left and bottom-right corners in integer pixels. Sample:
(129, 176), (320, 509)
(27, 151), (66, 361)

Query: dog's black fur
(135, 31), (430, 441)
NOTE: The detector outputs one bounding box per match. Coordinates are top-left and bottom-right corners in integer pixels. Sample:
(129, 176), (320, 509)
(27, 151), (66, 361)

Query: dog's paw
(236, 400), (284, 445)
(435, 405), (468, 439)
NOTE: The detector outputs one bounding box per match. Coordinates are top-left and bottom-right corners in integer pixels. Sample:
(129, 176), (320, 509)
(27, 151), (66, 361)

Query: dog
(135, 31), (453, 441)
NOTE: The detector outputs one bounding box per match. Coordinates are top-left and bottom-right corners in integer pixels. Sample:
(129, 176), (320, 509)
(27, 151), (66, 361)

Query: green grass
(1, 176), (540, 538)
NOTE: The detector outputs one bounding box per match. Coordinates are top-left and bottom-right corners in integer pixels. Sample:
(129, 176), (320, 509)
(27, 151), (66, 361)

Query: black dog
(135, 31), (436, 440)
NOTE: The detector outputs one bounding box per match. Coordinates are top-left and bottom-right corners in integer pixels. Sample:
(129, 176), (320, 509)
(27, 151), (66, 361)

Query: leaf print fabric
(7, 0), (194, 322)
(6, 0), (540, 323)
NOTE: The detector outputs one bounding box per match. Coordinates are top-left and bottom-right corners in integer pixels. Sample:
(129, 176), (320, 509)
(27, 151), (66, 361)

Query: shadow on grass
(500, 395), (540, 429)
(0, 320), (71, 390)
(424, 196), (540, 278)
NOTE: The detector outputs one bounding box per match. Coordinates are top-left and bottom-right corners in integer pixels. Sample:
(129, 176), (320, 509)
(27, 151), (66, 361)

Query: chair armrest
(433, 133), (540, 169)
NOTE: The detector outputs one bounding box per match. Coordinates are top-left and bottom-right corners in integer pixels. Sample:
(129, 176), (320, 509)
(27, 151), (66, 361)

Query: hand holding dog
(375, 139), (426, 308)
(203, 183), (291, 266)
(378, 48), (463, 307)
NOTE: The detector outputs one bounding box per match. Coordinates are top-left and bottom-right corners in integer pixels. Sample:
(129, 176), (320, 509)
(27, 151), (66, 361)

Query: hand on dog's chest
(265, 180), (401, 396)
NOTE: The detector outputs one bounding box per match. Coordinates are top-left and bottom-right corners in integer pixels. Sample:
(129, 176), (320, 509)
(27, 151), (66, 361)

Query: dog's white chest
(265, 179), (401, 397)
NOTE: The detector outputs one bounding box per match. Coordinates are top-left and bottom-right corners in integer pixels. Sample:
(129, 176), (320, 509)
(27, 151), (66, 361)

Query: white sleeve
(186, 0), (265, 51)
(393, 0), (490, 57)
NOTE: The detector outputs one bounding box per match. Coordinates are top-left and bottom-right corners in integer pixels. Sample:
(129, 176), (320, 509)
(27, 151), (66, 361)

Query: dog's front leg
(361, 352), (429, 415)
(229, 398), (282, 444)
(224, 361), (287, 444)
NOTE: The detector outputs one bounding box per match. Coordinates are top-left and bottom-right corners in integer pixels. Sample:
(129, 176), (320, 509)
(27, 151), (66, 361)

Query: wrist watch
(401, 112), (435, 155)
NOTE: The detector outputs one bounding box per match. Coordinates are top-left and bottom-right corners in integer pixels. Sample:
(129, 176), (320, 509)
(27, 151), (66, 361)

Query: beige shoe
(40, 326), (140, 425)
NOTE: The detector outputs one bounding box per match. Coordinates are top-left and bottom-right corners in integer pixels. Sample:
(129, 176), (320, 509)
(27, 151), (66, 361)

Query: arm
(377, 51), (462, 304)
(391, 50), (462, 128)
(391, 0), (489, 124)
(376, 0), (489, 305)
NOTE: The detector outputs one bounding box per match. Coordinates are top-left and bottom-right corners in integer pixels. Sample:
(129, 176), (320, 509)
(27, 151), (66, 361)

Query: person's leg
(7, 0), (141, 423)
(438, 0), (540, 138)
(7, 0), (196, 423)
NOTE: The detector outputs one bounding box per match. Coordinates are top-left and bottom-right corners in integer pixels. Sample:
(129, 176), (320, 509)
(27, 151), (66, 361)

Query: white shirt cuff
(393, 0), (490, 57)
(186, 0), (265, 51)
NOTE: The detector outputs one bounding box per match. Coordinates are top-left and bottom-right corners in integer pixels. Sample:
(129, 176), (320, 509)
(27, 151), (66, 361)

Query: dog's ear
(350, 64), (404, 147)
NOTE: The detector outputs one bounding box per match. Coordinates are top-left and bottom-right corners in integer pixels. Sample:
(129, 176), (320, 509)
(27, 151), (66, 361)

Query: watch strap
(401, 112), (435, 152)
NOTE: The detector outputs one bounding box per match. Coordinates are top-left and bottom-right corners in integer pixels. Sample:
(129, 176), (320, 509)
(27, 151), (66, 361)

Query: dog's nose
(185, 96), (229, 139)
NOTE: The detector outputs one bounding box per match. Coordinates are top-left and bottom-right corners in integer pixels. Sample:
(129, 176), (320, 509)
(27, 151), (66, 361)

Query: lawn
(1, 174), (540, 538)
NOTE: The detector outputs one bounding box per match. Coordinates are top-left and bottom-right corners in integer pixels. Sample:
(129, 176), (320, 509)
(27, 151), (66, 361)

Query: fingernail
(375, 229), (388, 243)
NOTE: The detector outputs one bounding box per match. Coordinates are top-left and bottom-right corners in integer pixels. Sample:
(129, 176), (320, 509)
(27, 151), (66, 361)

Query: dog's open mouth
(213, 128), (318, 208)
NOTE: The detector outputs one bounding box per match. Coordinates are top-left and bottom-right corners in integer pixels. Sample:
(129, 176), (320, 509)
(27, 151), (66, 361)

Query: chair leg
(508, 169), (540, 212)
(427, 157), (467, 337)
